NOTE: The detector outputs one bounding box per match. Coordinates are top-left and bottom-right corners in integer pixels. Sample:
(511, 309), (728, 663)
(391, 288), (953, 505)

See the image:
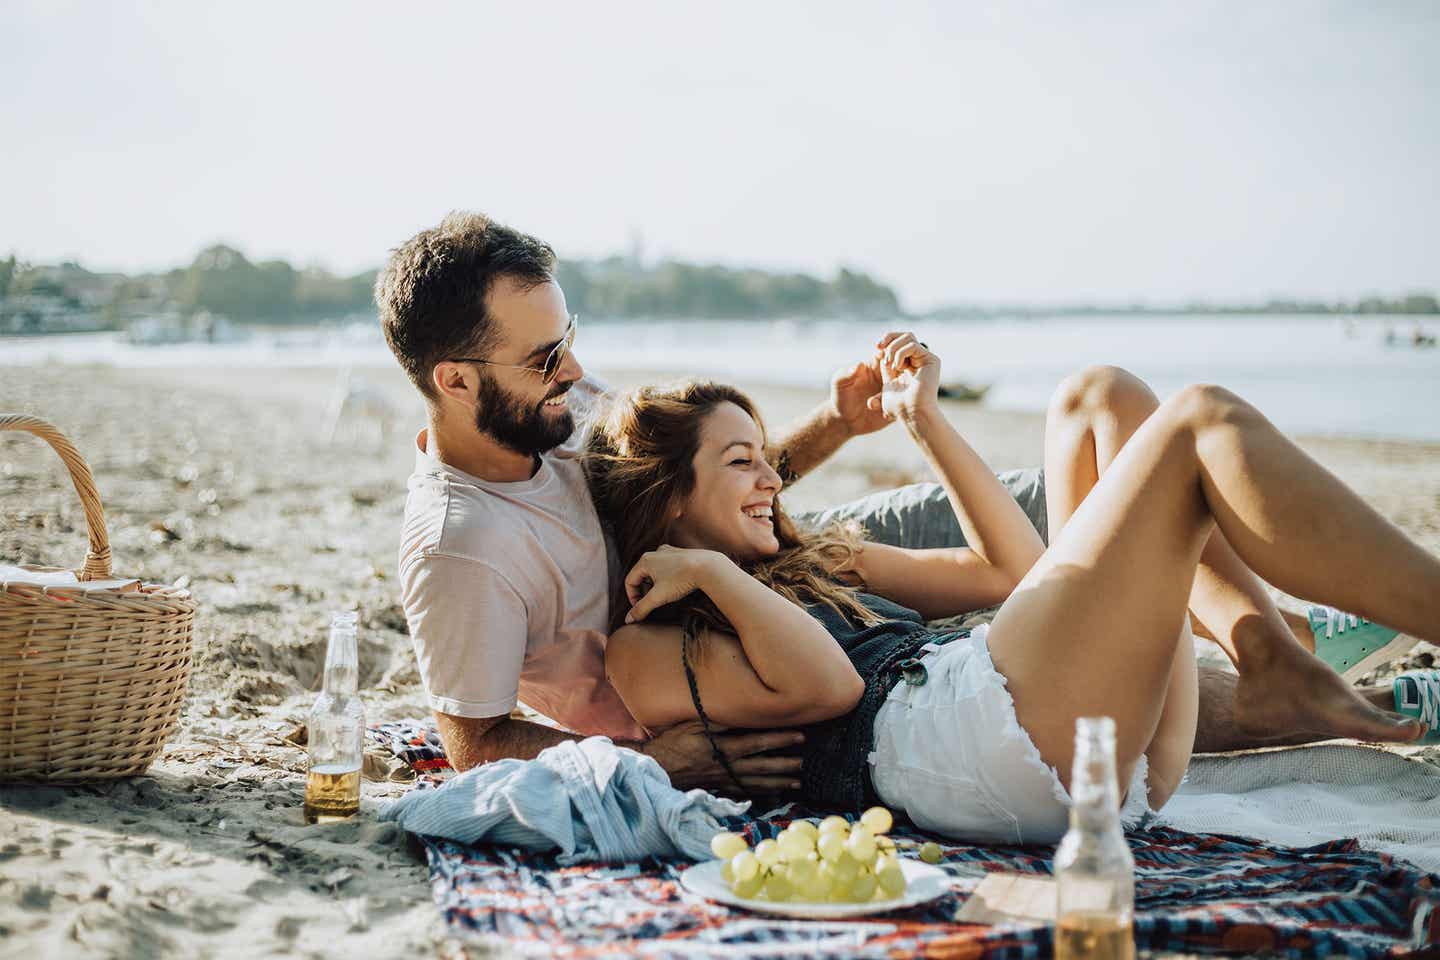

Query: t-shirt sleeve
(400, 553), (528, 719)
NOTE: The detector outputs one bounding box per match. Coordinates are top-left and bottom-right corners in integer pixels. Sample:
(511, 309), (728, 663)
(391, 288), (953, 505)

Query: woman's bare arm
(847, 334), (1045, 618)
(606, 622), (861, 730)
(612, 548), (863, 729)
(847, 542), (1026, 621)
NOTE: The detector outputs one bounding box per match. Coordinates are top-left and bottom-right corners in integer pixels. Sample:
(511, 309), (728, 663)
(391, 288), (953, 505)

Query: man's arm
(434, 712), (580, 771)
(436, 710), (804, 792)
(411, 551), (801, 791)
(768, 404), (852, 486)
(768, 358), (890, 485)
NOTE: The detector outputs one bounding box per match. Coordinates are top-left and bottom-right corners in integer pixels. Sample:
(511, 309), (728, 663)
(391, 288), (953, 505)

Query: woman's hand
(623, 545), (729, 624)
(871, 331), (941, 423)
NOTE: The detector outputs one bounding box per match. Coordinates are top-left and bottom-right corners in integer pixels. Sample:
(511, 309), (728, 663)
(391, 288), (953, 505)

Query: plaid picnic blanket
(370, 721), (1440, 958)
(369, 718), (453, 778)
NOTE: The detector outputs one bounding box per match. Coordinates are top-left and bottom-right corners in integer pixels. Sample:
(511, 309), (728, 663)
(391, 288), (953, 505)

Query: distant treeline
(553, 257), (899, 319)
(2, 248), (1435, 325)
(928, 294), (1440, 320)
(0, 246), (902, 324)
(0, 249), (379, 323)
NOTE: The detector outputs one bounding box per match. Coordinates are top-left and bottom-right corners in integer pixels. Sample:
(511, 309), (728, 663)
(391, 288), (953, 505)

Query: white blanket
(1155, 743), (1440, 874)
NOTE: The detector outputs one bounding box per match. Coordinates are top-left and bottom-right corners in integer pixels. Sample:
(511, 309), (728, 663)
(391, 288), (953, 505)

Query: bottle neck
(1069, 729), (1123, 835)
(1070, 795), (1123, 835)
(322, 623), (358, 696)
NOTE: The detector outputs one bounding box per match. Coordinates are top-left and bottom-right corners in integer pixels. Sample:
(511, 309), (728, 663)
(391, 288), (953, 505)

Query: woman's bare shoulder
(606, 621), (769, 729)
(604, 622), (689, 728)
(607, 621), (683, 657)
(607, 620), (742, 676)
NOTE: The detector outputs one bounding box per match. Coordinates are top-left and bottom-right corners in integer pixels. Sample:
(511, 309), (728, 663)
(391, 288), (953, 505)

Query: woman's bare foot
(1234, 645), (1424, 744)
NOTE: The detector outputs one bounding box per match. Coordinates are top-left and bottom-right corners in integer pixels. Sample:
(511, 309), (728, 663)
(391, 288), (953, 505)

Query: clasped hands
(831, 331), (942, 434)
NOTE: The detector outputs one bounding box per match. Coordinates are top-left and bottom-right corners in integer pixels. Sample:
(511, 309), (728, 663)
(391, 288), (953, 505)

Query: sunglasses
(453, 314), (578, 384)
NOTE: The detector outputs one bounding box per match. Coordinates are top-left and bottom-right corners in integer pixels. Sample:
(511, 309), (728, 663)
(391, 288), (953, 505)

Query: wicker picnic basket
(1, 414), (196, 781)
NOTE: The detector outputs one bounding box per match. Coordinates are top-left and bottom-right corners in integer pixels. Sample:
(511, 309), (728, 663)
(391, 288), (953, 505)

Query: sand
(2, 361), (1438, 958)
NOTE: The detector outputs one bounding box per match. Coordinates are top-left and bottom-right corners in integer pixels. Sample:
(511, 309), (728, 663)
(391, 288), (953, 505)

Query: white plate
(678, 859), (953, 919)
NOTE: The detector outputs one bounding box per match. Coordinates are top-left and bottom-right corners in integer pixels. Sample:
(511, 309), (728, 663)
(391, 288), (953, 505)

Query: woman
(586, 333), (1437, 843)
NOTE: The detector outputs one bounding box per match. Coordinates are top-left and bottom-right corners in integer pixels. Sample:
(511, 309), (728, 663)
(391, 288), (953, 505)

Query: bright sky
(4, 1), (1436, 309)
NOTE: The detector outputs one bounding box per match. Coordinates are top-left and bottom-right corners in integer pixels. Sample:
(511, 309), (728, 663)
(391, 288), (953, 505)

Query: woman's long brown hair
(585, 380), (882, 634)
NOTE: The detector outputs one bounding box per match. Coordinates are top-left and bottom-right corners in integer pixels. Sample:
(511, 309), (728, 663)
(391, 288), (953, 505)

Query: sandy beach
(2, 362), (1439, 958)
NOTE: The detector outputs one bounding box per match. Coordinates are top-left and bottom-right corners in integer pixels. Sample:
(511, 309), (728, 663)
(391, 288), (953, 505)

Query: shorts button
(897, 658), (928, 687)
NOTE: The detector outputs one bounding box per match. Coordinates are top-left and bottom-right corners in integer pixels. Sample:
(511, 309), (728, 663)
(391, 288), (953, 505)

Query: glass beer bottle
(304, 611), (364, 824)
(1053, 716), (1136, 960)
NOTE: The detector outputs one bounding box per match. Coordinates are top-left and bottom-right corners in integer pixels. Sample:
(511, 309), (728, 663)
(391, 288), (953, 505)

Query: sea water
(4, 314), (1436, 441)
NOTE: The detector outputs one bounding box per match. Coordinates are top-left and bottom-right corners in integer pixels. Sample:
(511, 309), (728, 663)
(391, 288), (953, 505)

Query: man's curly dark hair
(375, 211), (556, 402)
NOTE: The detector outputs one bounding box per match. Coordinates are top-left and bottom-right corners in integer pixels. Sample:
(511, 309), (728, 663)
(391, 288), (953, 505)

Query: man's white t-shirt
(397, 376), (645, 742)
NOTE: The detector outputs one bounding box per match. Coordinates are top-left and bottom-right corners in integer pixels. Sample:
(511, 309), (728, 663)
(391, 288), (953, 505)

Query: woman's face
(668, 402), (783, 561)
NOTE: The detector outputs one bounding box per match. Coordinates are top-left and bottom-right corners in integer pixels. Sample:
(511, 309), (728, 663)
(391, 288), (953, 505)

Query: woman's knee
(1048, 365), (1159, 427)
(1162, 383), (1258, 435)
(1145, 764), (1185, 811)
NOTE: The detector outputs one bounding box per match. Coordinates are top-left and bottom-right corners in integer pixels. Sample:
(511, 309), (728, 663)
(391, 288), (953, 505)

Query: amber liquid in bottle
(1055, 911), (1135, 960)
(304, 612), (364, 824)
(303, 763), (361, 824)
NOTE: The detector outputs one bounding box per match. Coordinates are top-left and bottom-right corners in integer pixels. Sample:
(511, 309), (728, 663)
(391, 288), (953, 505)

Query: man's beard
(473, 373), (575, 456)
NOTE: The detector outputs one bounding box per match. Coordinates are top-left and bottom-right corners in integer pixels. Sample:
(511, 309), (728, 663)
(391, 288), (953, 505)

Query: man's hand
(768, 353), (892, 484)
(829, 358), (890, 437)
(641, 720), (804, 794)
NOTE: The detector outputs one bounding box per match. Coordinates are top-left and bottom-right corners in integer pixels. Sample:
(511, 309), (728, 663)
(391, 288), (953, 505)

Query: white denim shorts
(868, 624), (1151, 845)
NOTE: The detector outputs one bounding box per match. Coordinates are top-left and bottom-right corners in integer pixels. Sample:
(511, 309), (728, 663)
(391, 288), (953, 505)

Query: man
(379, 212), (1424, 787)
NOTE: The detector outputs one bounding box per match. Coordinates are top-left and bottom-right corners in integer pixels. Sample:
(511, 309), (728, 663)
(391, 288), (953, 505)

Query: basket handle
(1, 414), (112, 581)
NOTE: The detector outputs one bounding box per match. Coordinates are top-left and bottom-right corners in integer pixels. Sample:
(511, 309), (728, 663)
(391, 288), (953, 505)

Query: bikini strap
(680, 613), (746, 794)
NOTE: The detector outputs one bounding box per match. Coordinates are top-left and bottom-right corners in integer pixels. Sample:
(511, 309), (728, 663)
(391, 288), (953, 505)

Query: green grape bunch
(707, 806), (917, 904)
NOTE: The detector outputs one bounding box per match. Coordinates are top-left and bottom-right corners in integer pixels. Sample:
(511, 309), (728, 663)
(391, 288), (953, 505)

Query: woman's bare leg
(1191, 609), (1319, 655)
(1048, 366), (1312, 673)
(1042, 366), (1195, 801)
(994, 381), (1436, 807)
(1043, 366), (1421, 757)
(1192, 668), (1402, 752)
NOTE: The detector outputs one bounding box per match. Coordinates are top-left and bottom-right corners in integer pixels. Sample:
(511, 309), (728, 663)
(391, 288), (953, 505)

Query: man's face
(471, 278), (583, 456)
